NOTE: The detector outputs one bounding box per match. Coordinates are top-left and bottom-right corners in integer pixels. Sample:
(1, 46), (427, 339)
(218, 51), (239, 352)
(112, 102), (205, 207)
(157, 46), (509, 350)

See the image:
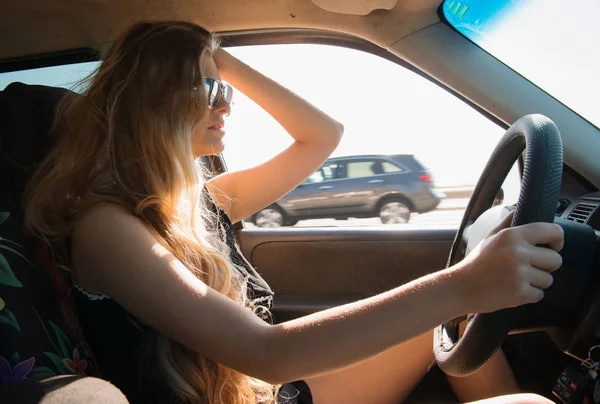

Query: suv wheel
(255, 207), (284, 228)
(378, 199), (411, 224)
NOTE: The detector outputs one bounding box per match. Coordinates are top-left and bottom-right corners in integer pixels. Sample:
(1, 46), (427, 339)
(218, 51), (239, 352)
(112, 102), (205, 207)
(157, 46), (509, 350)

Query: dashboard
(554, 165), (600, 234)
(559, 192), (600, 232)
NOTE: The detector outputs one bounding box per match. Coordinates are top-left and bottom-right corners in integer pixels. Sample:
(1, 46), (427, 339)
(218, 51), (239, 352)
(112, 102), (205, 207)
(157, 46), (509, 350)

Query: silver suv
(249, 154), (444, 227)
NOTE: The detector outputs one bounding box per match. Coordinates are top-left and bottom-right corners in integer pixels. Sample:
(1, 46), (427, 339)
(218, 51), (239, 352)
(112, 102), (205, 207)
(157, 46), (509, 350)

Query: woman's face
(191, 51), (231, 157)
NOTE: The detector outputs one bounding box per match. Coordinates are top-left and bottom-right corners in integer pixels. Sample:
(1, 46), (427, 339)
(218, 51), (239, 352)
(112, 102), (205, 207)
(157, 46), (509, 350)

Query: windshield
(442, 0), (600, 128)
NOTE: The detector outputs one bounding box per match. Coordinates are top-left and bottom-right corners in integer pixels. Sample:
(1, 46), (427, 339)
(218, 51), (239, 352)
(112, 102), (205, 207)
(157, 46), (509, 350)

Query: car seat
(0, 83), (103, 392)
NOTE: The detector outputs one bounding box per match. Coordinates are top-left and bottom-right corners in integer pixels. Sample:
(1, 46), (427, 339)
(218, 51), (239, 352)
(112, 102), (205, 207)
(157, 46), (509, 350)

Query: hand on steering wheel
(455, 210), (563, 314)
(434, 114), (564, 377)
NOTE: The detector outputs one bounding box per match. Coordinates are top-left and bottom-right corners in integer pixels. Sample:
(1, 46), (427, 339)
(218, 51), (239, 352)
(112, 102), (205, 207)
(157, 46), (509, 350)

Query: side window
(347, 161), (376, 178)
(221, 44), (521, 228)
(321, 162), (340, 181)
(382, 161), (403, 173)
(303, 170), (324, 184)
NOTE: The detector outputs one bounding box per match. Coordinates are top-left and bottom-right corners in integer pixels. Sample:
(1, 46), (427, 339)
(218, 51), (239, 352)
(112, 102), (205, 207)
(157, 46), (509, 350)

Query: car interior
(2, 0), (600, 403)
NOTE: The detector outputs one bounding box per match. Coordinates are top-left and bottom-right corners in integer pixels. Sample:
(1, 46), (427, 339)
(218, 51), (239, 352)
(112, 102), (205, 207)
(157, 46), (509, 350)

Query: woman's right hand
(452, 212), (564, 314)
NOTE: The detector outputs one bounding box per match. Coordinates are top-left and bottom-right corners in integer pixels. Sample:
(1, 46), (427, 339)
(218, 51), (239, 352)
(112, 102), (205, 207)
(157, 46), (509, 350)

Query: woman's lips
(208, 123), (225, 134)
(208, 120), (225, 132)
(208, 120), (224, 129)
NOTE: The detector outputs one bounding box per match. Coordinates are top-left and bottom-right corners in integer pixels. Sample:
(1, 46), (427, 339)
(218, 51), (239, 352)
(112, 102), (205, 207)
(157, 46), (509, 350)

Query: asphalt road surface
(244, 198), (470, 229)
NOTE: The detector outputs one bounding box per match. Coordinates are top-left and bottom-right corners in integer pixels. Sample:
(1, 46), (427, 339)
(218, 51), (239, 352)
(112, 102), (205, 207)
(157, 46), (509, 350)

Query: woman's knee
(469, 393), (554, 404)
(0, 375), (129, 404)
(510, 393), (554, 404)
(44, 376), (129, 403)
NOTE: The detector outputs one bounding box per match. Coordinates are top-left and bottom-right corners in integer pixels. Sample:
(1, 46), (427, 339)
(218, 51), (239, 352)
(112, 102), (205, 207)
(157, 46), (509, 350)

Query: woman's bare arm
(72, 203), (562, 384)
(206, 49), (343, 224)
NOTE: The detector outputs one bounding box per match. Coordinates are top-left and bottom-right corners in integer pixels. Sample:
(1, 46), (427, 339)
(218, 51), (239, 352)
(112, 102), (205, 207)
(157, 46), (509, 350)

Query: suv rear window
(382, 162), (403, 173)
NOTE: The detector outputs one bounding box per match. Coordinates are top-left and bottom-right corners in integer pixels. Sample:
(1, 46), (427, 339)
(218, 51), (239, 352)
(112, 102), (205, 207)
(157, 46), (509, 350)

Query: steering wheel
(434, 114), (563, 377)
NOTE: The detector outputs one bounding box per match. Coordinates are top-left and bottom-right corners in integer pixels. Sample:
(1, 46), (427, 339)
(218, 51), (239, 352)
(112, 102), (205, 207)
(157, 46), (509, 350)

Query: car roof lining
(310, 0), (399, 16)
(0, 48), (100, 74)
(0, 0), (440, 60)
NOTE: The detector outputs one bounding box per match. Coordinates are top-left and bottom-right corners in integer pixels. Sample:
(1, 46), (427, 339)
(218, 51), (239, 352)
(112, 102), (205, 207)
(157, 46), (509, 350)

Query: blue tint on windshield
(442, 0), (600, 127)
(442, 1), (524, 44)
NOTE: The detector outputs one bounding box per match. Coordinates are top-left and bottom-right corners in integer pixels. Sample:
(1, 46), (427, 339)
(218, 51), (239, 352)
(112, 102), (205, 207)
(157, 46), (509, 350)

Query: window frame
(0, 29), (526, 231)
(218, 30), (529, 231)
(0, 48), (100, 74)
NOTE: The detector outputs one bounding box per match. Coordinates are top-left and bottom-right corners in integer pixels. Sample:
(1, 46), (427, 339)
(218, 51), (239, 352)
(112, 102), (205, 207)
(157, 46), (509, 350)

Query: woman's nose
(214, 98), (231, 117)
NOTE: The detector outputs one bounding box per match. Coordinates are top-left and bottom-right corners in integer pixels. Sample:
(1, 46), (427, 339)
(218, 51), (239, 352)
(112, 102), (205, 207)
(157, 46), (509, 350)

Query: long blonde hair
(25, 21), (275, 403)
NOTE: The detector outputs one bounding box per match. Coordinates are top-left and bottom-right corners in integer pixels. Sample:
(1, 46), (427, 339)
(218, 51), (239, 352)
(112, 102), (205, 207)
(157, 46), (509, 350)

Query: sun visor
(310, 0), (399, 15)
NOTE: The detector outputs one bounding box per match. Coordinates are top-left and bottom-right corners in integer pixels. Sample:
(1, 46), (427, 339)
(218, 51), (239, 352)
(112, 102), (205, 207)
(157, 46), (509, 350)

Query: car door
(277, 160), (347, 218)
(334, 158), (395, 213)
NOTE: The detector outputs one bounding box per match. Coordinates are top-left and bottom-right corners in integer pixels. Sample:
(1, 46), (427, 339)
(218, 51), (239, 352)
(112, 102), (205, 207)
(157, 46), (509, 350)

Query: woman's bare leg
(447, 348), (520, 401)
(446, 321), (520, 402)
(305, 330), (433, 404)
(306, 333), (433, 404)
(305, 329), (531, 404)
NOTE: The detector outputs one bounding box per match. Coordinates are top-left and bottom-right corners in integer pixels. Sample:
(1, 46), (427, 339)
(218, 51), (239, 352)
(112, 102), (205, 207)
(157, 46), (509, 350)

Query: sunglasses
(203, 78), (233, 110)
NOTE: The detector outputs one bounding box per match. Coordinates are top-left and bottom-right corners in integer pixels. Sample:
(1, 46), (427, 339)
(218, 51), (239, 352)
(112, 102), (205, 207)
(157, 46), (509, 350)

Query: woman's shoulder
(75, 201), (131, 223)
(72, 201), (154, 257)
(70, 202), (150, 293)
(72, 201), (146, 244)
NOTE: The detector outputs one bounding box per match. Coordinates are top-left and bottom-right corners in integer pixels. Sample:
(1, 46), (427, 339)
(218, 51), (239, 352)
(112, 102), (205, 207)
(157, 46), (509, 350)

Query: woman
(25, 21), (563, 404)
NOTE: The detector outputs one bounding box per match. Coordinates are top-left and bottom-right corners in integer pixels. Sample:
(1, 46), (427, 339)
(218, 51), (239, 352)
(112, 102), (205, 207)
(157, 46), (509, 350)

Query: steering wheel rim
(434, 114), (563, 377)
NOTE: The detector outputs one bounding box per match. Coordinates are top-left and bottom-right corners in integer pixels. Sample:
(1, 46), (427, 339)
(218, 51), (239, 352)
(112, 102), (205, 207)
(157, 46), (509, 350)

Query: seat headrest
(0, 82), (72, 209)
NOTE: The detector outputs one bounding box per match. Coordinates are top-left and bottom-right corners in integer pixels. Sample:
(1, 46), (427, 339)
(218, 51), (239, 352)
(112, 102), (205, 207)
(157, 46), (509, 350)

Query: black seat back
(0, 82), (99, 381)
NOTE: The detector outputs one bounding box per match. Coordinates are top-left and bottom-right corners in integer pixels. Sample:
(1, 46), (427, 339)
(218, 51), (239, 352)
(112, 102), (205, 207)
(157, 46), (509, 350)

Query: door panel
(341, 160), (381, 211)
(333, 176), (379, 211)
(237, 225), (570, 401)
(237, 227), (456, 321)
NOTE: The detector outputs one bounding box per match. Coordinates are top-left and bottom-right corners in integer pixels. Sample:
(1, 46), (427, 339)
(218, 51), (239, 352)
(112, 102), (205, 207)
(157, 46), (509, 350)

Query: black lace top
(70, 206), (274, 403)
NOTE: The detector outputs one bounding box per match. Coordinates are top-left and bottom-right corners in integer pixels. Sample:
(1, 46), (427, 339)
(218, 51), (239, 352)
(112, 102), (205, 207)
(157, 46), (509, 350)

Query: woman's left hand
(212, 48), (236, 78)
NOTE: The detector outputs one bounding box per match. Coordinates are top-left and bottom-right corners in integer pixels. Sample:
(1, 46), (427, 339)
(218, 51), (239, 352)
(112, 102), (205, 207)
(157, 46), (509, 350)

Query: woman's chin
(193, 141), (225, 157)
(212, 140), (225, 154)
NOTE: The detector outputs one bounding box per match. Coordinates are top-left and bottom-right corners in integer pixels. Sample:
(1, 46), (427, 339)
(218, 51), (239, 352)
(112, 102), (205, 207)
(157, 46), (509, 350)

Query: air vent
(567, 203), (598, 223)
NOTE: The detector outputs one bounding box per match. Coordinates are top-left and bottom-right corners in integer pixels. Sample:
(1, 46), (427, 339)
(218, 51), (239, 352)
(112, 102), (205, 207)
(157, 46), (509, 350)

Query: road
(244, 197), (470, 229)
